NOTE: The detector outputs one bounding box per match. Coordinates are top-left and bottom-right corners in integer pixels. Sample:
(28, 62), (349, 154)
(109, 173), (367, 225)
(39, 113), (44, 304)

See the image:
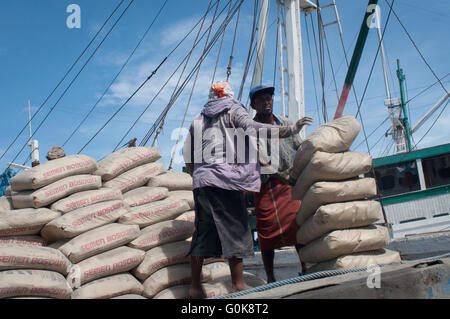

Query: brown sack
(292, 151), (372, 200)
(175, 211), (195, 223)
(50, 188), (123, 214)
(94, 147), (161, 182)
(0, 236), (47, 247)
(103, 162), (165, 193)
(111, 294), (147, 299)
(118, 199), (190, 228)
(59, 223), (141, 263)
(0, 244), (71, 275)
(0, 208), (61, 237)
(133, 240), (191, 281)
(10, 155), (97, 191)
(0, 269), (72, 299)
(143, 263), (211, 298)
(128, 220), (195, 251)
(12, 175), (102, 209)
(306, 248), (401, 273)
(72, 273), (143, 299)
(290, 116), (360, 182)
(146, 171), (193, 191)
(296, 178), (377, 225)
(0, 196), (13, 211)
(41, 200), (129, 242)
(297, 200), (383, 245)
(167, 190), (195, 210)
(67, 246), (144, 287)
(299, 225), (390, 263)
(122, 187), (168, 207)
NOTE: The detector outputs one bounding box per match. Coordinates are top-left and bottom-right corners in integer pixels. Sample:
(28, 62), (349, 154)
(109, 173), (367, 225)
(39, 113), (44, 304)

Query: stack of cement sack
(153, 261), (267, 299)
(60, 146), (189, 299)
(0, 154), (101, 299)
(0, 146), (266, 299)
(290, 116), (401, 273)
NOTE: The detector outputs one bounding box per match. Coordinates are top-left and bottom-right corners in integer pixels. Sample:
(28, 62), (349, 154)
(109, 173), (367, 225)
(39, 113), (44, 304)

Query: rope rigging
(7, 0), (135, 169)
(116, 0), (243, 150)
(79, 0), (223, 153)
(61, 0), (169, 149)
(137, 0), (236, 149)
(0, 0), (127, 165)
(152, 0), (221, 148)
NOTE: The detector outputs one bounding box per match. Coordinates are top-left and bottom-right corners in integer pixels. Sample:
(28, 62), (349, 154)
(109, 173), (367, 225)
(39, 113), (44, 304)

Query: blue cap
(249, 85), (275, 102)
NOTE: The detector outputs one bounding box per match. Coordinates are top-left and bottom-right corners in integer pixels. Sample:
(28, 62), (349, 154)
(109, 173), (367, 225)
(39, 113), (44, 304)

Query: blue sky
(0, 0), (449, 174)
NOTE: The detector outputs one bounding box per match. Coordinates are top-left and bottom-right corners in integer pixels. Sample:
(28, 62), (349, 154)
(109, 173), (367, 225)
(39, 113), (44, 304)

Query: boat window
(366, 160), (420, 197)
(422, 153), (450, 189)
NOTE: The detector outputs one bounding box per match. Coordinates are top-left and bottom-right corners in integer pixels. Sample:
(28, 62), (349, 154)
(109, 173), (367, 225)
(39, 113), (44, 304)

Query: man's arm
(232, 104), (313, 138)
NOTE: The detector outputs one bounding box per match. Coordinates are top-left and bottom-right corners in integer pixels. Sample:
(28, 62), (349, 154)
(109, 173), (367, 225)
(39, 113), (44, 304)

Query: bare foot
(231, 283), (251, 293)
(189, 286), (207, 299)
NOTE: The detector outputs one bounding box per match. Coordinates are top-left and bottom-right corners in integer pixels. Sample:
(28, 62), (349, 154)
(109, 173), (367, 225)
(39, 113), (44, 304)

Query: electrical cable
(0, 0), (126, 164)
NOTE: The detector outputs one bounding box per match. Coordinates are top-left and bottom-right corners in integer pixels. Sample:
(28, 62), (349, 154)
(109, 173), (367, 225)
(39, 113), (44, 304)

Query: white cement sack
(0, 244), (71, 275)
(206, 272), (267, 296)
(133, 240), (191, 281)
(0, 196), (13, 211)
(0, 269), (72, 299)
(296, 178), (377, 225)
(306, 248), (402, 273)
(118, 199), (190, 228)
(111, 294), (147, 299)
(94, 147), (161, 182)
(292, 151), (372, 200)
(72, 273), (143, 299)
(299, 225), (390, 263)
(290, 116), (360, 182)
(0, 208), (61, 237)
(143, 263), (211, 298)
(146, 171), (193, 191)
(152, 284), (191, 299)
(0, 236), (47, 247)
(103, 162), (165, 193)
(167, 190), (195, 210)
(128, 220), (195, 251)
(122, 186), (168, 207)
(59, 223), (141, 263)
(175, 211), (195, 223)
(67, 246), (145, 287)
(153, 272), (266, 299)
(41, 200), (129, 242)
(297, 200), (384, 245)
(10, 155), (97, 191)
(50, 188), (123, 214)
(12, 175), (102, 209)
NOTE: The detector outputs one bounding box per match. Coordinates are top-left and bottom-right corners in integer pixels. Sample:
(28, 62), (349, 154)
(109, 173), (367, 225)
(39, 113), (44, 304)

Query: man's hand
(292, 116), (314, 134)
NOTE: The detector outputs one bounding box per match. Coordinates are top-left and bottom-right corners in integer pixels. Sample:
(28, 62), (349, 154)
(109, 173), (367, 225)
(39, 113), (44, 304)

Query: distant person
(250, 85), (313, 282)
(183, 81), (308, 298)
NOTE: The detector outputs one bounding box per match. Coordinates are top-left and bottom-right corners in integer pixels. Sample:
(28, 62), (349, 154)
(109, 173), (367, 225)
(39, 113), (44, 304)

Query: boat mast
(396, 59), (413, 152)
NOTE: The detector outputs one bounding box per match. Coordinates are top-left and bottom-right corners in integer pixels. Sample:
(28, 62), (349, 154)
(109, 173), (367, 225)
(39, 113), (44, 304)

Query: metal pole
(250, 0), (270, 118)
(411, 91), (450, 134)
(277, 0), (286, 117)
(396, 59), (412, 152)
(375, 7), (391, 100)
(333, 0), (379, 119)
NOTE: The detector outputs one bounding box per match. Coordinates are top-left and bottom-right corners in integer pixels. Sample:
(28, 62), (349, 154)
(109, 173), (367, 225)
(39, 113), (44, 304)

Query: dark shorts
(188, 187), (255, 259)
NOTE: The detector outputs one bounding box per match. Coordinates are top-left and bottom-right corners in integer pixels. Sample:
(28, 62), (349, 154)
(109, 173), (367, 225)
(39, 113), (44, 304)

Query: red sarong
(254, 178), (301, 251)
